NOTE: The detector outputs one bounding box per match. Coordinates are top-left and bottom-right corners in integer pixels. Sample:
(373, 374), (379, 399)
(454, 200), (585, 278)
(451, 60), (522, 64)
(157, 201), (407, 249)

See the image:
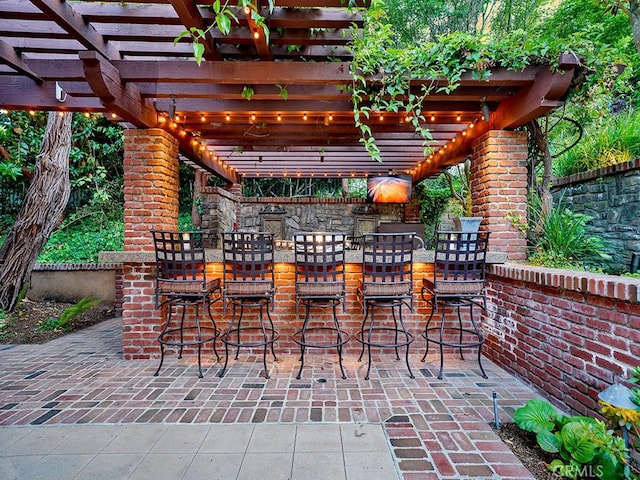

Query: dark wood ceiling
(0, 0), (579, 184)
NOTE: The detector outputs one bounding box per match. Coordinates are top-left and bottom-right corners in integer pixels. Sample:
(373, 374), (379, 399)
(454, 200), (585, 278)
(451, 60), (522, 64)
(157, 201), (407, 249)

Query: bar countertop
(99, 249), (508, 264)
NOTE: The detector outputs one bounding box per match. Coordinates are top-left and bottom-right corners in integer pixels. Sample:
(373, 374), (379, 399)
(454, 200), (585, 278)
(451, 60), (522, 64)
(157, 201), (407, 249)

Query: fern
(36, 297), (101, 332)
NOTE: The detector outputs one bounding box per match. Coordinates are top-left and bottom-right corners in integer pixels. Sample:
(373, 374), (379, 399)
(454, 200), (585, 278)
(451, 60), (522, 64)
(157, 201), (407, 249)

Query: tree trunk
(0, 112), (72, 312)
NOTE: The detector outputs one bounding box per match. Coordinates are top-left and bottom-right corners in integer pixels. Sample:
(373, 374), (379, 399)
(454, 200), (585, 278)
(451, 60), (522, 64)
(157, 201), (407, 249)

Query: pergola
(0, 0), (579, 184)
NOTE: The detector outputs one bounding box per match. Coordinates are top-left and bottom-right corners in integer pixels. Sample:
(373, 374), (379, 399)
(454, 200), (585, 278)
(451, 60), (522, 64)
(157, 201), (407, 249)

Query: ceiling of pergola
(0, 0), (579, 184)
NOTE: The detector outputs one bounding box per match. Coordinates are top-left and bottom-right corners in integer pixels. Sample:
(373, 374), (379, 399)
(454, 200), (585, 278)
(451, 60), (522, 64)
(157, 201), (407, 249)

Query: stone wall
(199, 188), (408, 244)
(552, 158), (640, 272)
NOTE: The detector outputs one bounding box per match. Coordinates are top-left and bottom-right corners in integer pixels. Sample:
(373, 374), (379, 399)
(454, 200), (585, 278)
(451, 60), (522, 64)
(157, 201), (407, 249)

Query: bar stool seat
(293, 232), (349, 379)
(421, 230), (490, 380)
(151, 230), (222, 378)
(355, 233), (416, 380)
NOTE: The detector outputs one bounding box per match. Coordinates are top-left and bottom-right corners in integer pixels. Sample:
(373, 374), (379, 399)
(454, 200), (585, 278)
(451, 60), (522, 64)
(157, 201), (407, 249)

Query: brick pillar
(122, 129), (180, 359)
(470, 130), (528, 262)
(123, 128), (179, 251)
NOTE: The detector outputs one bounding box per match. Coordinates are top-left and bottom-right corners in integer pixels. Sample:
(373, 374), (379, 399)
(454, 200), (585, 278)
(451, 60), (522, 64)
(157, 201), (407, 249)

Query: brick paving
(0, 318), (539, 479)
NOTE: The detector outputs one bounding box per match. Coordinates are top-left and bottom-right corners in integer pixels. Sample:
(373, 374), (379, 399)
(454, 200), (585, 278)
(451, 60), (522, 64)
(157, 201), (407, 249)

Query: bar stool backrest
(293, 232), (346, 305)
(222, 231), (275, 298)
(432, 230), (490, 295)
(360, 233), (414, 307)
(151, 230), (213, 307)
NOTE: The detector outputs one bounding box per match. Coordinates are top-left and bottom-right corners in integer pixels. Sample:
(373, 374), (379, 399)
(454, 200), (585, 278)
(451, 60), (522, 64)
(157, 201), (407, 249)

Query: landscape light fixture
(598, 383), (636, 447)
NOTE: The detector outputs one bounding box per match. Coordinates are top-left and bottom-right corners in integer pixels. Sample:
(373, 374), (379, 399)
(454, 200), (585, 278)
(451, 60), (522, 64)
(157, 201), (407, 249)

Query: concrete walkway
(0, 318), (540, 479)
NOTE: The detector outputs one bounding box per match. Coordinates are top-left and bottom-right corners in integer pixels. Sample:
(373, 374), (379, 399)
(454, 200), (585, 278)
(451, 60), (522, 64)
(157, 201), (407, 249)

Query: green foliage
(414, 177), (451, 247)
(176, 0), (275, 65)
(554, 109), (640, 177)
(528, 202), (612, 271)
(514, 399), (630, 479)
(350, 0), (568, 160)
(36, 297), (101, 332)
(37, 217), (124, 264)
(243, 177), (345, 198)
(241, 86), (255, 101)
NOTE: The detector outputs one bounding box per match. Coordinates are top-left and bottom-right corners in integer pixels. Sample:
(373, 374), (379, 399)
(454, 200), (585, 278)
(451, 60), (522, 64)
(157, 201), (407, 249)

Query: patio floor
(0, 317), (541, 479)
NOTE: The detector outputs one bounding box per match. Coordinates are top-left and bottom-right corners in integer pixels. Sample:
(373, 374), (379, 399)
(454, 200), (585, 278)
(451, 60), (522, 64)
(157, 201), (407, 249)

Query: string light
(379, 114), (384, 122)
(328, 113), (333, 121)
(84, 112), (90, 118)
(29, 110), (35, 116)
(111, 113), (117, 119)
(58, 111), (64, 117)
(456, 114), (461, 122)
(303, 113), (308, 121)
(243, 6), (251, 14)
(201, 115), (206, 122)
(277, 114), (282, 122)
(430, 114), (435, 122)
(253, 31), (260, 39)
(226, 113), (231, 122)
(251, 114), (256, 122)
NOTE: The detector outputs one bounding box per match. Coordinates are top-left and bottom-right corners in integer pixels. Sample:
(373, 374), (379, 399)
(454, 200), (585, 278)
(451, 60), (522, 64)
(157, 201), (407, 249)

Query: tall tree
(605, 0), (640, 52)
(0, 112), (72, 311)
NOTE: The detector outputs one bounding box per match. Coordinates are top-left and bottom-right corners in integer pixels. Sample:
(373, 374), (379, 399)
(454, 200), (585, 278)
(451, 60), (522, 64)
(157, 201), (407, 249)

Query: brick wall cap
(488, 263), (639, 303)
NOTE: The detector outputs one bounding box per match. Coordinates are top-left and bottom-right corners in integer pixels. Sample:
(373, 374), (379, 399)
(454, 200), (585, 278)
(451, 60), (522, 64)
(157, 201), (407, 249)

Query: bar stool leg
(257, 303), (270, 379)
(437, 305), (446, 380)
(295, 302), (311, 379)
(332, 302), (347, 380)
(421, 305), (436, 362)
(469, 302), (488, 379)
(205, 300), (220, 362)
(456, 303), (465, 360)
(264, 300), (278, 361)
(395, 304), (414, 379)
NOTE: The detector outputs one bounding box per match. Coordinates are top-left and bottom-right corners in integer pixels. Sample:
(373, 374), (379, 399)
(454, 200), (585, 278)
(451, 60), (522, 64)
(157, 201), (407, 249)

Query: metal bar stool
(356, 233), (415, 380)
(292, 232), (349, 379)
(151, 230), (222, 378)
(421, 230), (490, 379)
(219, 231), (278, 379)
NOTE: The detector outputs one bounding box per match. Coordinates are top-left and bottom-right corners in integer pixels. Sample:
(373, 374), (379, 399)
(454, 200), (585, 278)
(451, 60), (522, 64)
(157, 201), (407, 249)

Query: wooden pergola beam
(0, 39), (42, 83)
(29, 0), (121, 61)
(169, 0), (221, 61)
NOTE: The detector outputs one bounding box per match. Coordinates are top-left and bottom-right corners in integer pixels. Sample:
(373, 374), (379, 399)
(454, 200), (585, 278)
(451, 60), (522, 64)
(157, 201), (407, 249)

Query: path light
(598, 383), (636, 447)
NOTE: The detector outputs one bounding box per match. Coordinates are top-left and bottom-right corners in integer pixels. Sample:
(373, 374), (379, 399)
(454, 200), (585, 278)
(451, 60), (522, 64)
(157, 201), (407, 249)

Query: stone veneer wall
(199, 189), (407, 246)
(484, 263), (639, 418)
(552, 158), (640, 272)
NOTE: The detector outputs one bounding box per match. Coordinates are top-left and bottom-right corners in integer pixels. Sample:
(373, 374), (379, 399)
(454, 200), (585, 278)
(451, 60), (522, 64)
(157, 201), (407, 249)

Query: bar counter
(99, 249), (508, 264)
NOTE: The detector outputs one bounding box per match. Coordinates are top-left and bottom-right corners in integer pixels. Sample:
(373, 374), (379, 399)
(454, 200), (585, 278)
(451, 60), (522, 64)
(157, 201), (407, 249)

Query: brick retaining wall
(484, 263), (639, 417)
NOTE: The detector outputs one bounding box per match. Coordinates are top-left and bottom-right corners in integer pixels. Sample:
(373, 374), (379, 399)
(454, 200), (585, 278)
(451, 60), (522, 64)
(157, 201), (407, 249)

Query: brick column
(122, 129), (180, 359)
(470, 130), (528, 262)
(123, 128), (180, 251)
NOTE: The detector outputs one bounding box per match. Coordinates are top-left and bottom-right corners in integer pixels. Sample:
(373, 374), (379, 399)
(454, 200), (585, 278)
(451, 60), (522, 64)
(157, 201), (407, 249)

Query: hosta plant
(514, 398), (631, 479)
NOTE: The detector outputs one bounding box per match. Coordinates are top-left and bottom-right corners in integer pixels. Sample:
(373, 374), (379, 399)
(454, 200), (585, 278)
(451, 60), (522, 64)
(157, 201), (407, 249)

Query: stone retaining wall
(552, 158), (640, 272)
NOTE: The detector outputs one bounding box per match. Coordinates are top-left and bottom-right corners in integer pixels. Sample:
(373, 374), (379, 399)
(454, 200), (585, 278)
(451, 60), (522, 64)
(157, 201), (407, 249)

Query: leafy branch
(175, 0), (275, 65)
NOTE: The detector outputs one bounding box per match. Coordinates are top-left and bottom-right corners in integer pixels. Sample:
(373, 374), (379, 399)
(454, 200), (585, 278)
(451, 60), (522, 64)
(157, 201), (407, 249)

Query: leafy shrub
(38, 218), (123, 263)
(554, 109), (640, 178)
(528, 203), (611, 271)
(36, 297), (101, 332)
(514, 399), (630, 479)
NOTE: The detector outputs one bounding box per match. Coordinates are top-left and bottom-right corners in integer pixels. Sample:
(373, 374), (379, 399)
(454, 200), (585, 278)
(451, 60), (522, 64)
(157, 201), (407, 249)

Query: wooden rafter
(169, 0), (221, 61)
(0, 1), (579, 182)
(29, 0), (121, 61)
(0, 39), (42, 83)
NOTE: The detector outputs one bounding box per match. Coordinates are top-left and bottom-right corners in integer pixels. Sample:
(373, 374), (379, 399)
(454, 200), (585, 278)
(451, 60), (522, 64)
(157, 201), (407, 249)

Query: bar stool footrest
(220, 327), (280, 348)
(354, 327), (414, 349)
(292, 327), (350, 349)
(158, 326), (218, 348)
